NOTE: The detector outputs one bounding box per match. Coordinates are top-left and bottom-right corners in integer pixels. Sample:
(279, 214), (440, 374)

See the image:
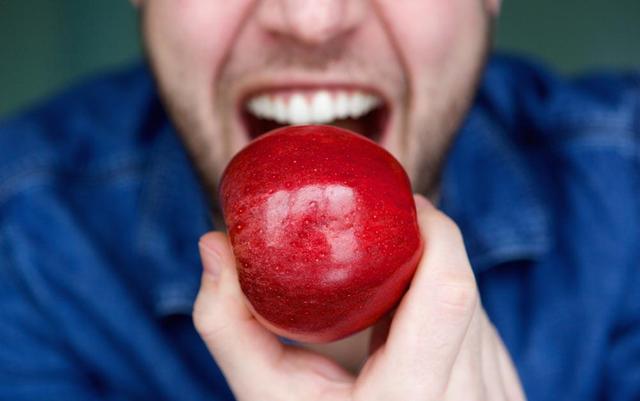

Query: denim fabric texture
(0, 54), (639, 400)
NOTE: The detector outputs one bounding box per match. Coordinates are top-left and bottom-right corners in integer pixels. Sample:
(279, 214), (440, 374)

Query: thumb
(194, 232), (249, 331)
(193, 232), (285, 397)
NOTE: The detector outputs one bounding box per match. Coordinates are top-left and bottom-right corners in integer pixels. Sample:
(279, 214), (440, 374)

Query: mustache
(226, 42), (382, 79)
(260, 44), (348, 70)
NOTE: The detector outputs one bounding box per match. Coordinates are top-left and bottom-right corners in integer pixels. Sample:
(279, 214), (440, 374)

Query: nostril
(257, 0), (363, 47)
(256, 0), (287, 34)
(284, 0), (345, 45)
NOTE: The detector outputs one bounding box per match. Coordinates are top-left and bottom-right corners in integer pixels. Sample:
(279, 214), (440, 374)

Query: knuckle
(192, 296), (214, 337)
(441, 214), (464, 243)
(193, 292), (249, 346)
(192, 293), (226, 341)
(436, 212), (464, 242)
(433, 271), (479, 315)
(193, 311), (236, 348)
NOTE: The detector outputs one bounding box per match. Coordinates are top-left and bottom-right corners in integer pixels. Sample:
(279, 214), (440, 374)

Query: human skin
(134, 0), (526, 399)
(137, 0), (496, 196)
(195, 197), (526, 400)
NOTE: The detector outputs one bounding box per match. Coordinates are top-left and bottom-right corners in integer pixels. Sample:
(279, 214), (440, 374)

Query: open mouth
(241, 89), (389, 142)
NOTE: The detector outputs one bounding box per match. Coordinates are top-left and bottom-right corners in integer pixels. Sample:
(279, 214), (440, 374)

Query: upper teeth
(246, 90), (382, 125)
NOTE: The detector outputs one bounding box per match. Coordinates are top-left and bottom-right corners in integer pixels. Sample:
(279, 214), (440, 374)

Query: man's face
(139, 0), (496, 196)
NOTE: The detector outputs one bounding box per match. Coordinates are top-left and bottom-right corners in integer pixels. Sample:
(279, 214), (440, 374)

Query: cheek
(376, 0), (488, 188)
(141, 1), (257, 183)
(378, 0), (485, 70)
(144, 1), (254, 91)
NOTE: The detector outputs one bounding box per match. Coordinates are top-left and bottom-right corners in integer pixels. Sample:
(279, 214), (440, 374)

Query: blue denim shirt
(1, 54), (639, 401)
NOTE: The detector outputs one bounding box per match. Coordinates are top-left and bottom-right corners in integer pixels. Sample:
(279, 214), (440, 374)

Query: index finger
(383, 197), (479, 391)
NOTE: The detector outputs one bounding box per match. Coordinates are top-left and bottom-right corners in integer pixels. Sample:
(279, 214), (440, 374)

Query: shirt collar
(136, 66), (552, 318)
(439, 95), (551, 272)
(135, 121), (214, 318)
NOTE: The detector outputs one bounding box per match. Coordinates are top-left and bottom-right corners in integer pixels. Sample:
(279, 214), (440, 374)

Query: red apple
(219, 125), (423, 343)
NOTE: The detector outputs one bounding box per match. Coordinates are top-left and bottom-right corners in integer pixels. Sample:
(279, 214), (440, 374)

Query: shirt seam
(0, 152), (147, 210)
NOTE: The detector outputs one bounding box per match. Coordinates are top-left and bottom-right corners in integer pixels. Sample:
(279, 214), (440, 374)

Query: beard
(143, 17), (493, 210)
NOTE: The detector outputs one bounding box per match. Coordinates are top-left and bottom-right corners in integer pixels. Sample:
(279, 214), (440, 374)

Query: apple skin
(219, 125), (423, 343)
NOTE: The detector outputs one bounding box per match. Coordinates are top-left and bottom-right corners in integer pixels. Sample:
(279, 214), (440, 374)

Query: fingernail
(198, 241), (221, 280)
(413, 194), (431, 211)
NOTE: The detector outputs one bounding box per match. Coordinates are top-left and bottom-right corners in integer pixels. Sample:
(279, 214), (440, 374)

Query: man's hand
(193, 195), (526, 400)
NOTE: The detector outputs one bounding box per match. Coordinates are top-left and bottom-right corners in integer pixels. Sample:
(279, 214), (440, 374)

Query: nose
(256, 0), (367, 46)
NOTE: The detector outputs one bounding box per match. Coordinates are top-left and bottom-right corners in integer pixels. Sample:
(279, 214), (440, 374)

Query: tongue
(330, 118), (367, 134)
(245, 107), (387, 142)
(250, 117), (366, 140)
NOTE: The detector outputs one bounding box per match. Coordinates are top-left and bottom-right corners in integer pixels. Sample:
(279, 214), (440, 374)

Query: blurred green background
(1, 0), (639, 117)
